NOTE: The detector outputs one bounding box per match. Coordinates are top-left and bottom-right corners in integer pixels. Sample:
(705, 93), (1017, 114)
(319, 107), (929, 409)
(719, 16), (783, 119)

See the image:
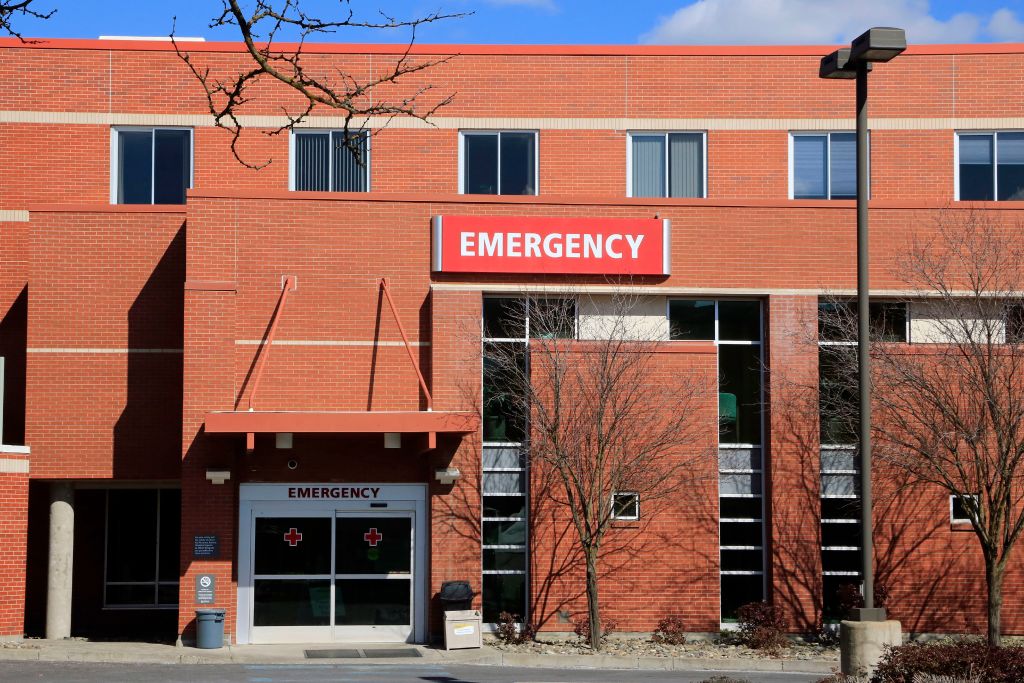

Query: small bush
(872, 641), (1024, 683)
(572, 614), (618, 645)
(736, 601), (789, 652)
(806, 620), (841, 647)
(651, 614), (688, 645)
(493, 611), (535, 645)
(837, 582), (890, 617)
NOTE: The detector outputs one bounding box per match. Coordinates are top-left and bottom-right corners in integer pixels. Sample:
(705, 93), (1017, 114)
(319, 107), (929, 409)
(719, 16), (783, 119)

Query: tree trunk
(585, 547), (601, 650)
(985, 557), (1005, 647)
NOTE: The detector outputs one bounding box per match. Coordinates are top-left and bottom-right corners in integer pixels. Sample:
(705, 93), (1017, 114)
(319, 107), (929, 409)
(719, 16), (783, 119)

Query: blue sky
(10, 0), (1024, 44)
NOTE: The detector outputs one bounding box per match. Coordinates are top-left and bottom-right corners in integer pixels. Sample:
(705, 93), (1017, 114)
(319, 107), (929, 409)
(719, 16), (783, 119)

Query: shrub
(872, 641), (1024, 683)
(572, 614), (618, 645)
(805, 620), (841, 647)
(736, 601), (789, 652)
(493, 611), (535, 645)
(837, 582), (890, 618)
(651, 614), (688, 645)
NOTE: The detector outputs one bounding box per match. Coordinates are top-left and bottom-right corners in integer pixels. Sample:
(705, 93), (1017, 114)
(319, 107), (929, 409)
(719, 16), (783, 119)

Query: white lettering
(583, 233), (602, 259)
(543, 233), (563, 258)
(625, 234), (645, 260)
(480, 232), (502, 258)
(460, 232), (475, 257)
(506, 232), (522, 258)
(565, 233), (580, 258)
(606, 234), (623, 259)
(524, 233), (541, 258)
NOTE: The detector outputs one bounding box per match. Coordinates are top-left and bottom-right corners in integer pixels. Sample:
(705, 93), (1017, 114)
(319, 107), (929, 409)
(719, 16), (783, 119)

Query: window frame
(109, 126), (194, 205)
(950, 493), (979, 525)
(458, 130), (539, 196)
(611, 492), (640, 521)
(954, 130), (1024, 202)
(625, 131), (708, 199)
(288, 128), (371, 192)
(788, 131), (869, 200)
(102, 486), (181, 610)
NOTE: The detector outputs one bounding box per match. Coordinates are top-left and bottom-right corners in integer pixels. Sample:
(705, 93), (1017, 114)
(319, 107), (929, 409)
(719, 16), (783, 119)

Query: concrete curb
(0, 642), (838, 674)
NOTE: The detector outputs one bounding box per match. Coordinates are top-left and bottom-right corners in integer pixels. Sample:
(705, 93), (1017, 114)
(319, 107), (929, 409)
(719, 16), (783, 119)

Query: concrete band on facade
(1, 36), (1023, 646)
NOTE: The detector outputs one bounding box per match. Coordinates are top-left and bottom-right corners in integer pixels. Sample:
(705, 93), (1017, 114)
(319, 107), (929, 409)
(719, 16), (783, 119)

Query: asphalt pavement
(0, 661), (827, 683)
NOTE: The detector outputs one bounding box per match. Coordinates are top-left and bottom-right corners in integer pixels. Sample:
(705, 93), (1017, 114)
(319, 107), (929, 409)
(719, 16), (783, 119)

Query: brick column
(0, 449), (28, 638)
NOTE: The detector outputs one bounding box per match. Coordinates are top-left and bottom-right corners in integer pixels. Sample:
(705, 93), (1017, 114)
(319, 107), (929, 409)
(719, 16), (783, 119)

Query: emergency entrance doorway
(237, 484), (427, 644)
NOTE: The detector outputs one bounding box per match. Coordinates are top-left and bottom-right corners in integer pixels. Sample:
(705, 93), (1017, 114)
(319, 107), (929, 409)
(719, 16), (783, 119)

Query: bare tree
(483, 293), (715, 649)
(172, 1), (466, 168)
(0, 0), (53, 39)
(819, 210), (1024, 646)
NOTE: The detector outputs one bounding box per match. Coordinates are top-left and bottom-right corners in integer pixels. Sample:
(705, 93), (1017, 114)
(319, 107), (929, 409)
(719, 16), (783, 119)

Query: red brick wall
(0, 456), (29, 636)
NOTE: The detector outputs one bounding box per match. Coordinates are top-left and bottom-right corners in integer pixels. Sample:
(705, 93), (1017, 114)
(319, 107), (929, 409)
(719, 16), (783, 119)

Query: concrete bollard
(840, 619), (902, 677)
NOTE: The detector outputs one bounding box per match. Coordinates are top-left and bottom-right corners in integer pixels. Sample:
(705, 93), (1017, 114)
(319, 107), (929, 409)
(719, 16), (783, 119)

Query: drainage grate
(304, 649), (362, 659)
(361, 648), (422, 658)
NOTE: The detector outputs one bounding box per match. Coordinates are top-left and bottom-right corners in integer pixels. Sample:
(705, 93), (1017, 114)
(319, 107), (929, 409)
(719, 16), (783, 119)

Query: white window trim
(288, 128), (371, 192)
(788, 131), (869, 200)
(109, 126), (194, 205)
(950, 493), (979, 524)
(625, 131), (708, 199)
(611, 492), (640, 521)
(459, 130), (539, 196)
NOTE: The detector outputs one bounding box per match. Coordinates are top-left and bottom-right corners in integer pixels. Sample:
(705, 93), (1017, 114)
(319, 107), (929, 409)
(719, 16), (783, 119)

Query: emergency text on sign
(459, 231), (645, 260)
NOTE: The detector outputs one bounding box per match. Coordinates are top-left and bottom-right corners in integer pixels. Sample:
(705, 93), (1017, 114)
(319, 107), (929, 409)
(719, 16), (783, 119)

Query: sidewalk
(0, 639), (837, 674)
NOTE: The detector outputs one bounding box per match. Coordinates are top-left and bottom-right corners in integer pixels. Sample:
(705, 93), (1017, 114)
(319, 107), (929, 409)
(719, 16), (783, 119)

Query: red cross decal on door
(283, 527), (303, 546)
(363, 527), (383, 546)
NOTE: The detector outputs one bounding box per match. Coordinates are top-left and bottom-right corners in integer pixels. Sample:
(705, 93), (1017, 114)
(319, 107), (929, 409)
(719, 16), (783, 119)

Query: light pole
(819, 27), (906, 621)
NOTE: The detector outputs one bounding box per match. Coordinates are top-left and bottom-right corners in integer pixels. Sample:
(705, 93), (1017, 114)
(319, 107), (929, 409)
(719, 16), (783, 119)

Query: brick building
(1, 36), (1023, 645)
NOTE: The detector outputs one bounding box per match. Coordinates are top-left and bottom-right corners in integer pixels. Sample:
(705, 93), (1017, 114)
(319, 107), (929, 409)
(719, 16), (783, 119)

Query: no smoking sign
(195, 574), (216, 604)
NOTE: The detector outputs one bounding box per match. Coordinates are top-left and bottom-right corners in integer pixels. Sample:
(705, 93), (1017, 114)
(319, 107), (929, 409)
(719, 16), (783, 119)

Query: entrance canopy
(205, 410), (479, 435)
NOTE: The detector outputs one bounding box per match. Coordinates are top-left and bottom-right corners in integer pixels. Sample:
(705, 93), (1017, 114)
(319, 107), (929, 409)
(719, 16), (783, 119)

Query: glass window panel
(482, 573), (526, 622)
(997, 132), (1024, 200)
(295, 132), (330, 191)
(530, 298), (576, 339)
(1005, 304), (1024, 343)
(668, 132), (703, 198)
(720, 497), (763, 519)
(823, 576), (862, 621)
(118, 130), (153, 204)
(464, 134), (498, 195)
(107, 489), (158, 582)
(718, 344), (762, 445)
(336, 517), (411, 575)
(821, 521), (862, 547)
(821, 498), (861, 520)
(483, 446), (525, 470)
(500, 132), (535, 195)
(483, 298), (525, 339)
(793, 135), (828, 199)
(483, 343), (526, 443)
(720, 521), (763, 546)
(821, 473), (858, 497)
(483, 495), (526, 518)
(871, 302), (907, 342)
(483, 520), (526, 545)
(821, 449), (857, 472)
(483, 472), (524, 495)
(819, 346), (858, 445)
(483, 549), (526, 571)
(336, 579), (410, 626)
(959, 134), (994, 201)
(106, 584), (157, 606)
(157, 583), (179, 606)
(253, 579), (331, 626)
(254, 517), (331, 576)
(719, 473), (762, 496)
(669, 300), (715, 340)
(612, 493), (639, 519)
(952, 495), (976, 522)
(719, 447), (761, 471)
(721, 574), (764, 620)
(818, 300), (856, 342)
(153, 129), (190, 204)
(631, 135), (666, 198)
(158, 489), (181, 583)
(720, 549), (764, 572)
(718, 300), (761, 341)
(331, 131), (368, 192)
(829, 133), (857, 199)
(822, 548), (862, 572)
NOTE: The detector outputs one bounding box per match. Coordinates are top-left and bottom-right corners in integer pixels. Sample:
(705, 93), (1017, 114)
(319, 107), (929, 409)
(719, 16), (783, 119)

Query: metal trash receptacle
(444, 609), (482, 650)
(195, 608), (225, 649)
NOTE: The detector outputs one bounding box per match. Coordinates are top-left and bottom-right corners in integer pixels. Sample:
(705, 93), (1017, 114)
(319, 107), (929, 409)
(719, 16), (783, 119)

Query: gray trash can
(195, 608), (225, 649)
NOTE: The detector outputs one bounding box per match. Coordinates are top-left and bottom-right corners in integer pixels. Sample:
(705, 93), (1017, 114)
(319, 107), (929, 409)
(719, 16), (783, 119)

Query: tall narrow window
(461, 132), (537, 195)
(292, 130), (369, 192)
(791, 132), (860, 200)
(105, 488), (181, 607)
(629, 132), (705, 198)
(114, 128), (192, 205)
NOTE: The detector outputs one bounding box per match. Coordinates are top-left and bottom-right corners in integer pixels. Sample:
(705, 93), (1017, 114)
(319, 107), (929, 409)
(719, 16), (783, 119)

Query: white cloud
(639, 0), (1023, 45)
(988, 8), (1024, 42)
(484, 0), (559, 12)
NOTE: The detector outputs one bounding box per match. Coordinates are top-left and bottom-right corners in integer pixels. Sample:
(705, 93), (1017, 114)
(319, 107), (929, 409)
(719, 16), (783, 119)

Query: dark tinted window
(718, 300), (761, 341)
(332, 131), (368, 192)
(464, 134), (498, 194)
(118, 131), (153, 204)
(669, 300), (715, 340)
(818, 301), (906, 342)
(500, 132), (535, 195)
(294, 132), (330, 191)
(118, 129), (191, 205)
(998, 132), (1024, 201)
(959, 134), (994, 201)
(483, 297), (526, 339)
(719, 344), (762, 444)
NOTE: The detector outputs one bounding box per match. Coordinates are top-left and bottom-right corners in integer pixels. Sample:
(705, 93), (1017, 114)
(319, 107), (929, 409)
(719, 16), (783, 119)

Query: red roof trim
(205, 410), (480, 434)
(1, 37), (1021, 57)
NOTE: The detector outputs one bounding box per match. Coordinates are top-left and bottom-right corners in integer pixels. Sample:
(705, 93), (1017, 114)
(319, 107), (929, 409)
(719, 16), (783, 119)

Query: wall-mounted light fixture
(275, 432), (293, 449)
(206, 469), (231, 485)
(434, 467), (461, 485)
(384, 433), (402, 449)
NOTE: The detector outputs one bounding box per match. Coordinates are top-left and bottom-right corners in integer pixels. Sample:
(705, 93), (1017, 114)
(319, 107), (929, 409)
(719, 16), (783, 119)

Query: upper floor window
(112, 128), (192, 205)
(791, 132), (863, 200)
(461, 131), (537, 195)
(628, 132), (705, 198)
(957, 132), (1024, 201)
(290, 130), (369, 192)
